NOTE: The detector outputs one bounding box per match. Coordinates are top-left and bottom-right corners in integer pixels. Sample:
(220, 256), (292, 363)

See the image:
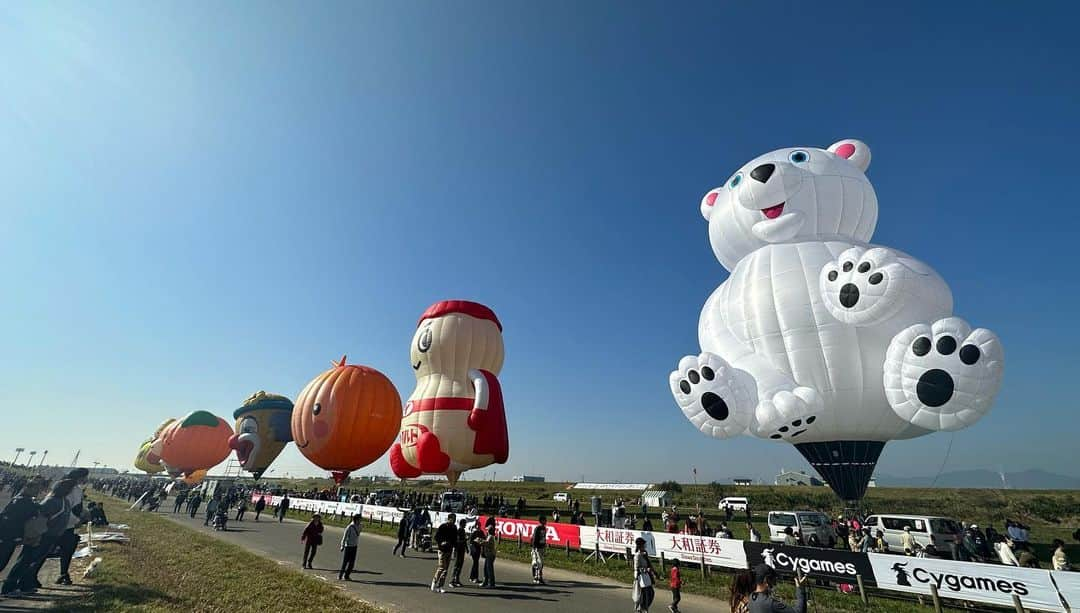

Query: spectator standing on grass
(338, 514), (361, 581)
(668, 558), (682, 613)
(278, 494), (290, 522)
(0, 477), (45, 576)
(632, 537), (656, 613)
(451, 518), (468, 587)
(783, 527), (797, 547)
(431, 513), (457, 593)
(643, 516), (654, 532)
(2, 479), (76, 596)
(480, 525), (497, 588)
(301, 514), (323, 569)
(392, 509), (412, 558)
(1053, 539), (1072, 571)
(56, 468), (89, 585)
(531, 515), (547, 585)
(254, 496), (266, 521)
(748, 564), (806, 613)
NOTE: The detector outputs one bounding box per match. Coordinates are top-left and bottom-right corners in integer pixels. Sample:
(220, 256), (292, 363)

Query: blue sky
(2, 2), (1077, 484)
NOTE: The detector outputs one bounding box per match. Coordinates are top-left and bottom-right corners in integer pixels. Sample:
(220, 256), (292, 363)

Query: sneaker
(430, 580), (437, 592)
(437, 588), (446, 594)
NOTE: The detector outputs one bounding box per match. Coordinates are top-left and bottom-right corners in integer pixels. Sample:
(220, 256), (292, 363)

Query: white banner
(579, 526), (746, 570)
(571, 483), (650, 491)
(1051, 571), (1080, 611)
(869, 554), (1065, 612)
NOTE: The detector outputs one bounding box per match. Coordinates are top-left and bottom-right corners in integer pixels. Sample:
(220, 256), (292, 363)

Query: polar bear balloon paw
(821, 246), (915, 326)
(753, 386), (824, 441)
(670, 352), (754, 439)
(884, 317), (1003, 431)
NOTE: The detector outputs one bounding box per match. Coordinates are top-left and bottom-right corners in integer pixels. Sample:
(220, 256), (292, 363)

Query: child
(668, 558), (682, 613)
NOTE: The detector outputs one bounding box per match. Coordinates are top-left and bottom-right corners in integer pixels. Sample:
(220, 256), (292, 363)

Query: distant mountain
(876, 469), (1080, 490)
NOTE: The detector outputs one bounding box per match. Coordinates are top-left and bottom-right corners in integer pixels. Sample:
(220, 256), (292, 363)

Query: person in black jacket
(468, 522), (485, 584)
(2, 479), (76, 595)
(392, 509), (412, 558)
(450, 518), (468, 588)
(254, 496), (266, 521)
(431, 514), (457, 593)
(748, 564), (807, 613)
(0, 478), (46, 575)
(531, 515), (548, 585)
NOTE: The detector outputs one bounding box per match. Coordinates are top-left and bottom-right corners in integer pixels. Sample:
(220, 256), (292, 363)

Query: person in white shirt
(339, 514), (362, 580)
(995, 538), (1020, 566)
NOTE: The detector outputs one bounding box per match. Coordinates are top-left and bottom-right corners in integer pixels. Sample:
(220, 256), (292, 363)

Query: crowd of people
(0, 466), (94, 597)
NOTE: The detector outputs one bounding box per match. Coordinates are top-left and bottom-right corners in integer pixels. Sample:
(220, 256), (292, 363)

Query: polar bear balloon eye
(417, 327), (433, 353)
(789, 150), (809, 164)
(729, 173), (743, 188)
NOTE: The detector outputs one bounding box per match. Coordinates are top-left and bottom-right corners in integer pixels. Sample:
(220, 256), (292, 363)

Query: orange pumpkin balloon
(159, 411), (233, 476)
(292, 355), (402, 483)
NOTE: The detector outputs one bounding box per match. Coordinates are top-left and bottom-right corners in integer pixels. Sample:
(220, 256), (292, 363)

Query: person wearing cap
(749, 563), (806, 613)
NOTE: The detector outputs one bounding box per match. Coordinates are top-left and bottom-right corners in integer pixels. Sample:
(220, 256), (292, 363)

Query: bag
(23, 514), (48, 546)
(637, 571), (652, 588)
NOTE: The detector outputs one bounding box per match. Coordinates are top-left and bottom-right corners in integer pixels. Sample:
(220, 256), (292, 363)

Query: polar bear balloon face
(700, 139), (878, 270)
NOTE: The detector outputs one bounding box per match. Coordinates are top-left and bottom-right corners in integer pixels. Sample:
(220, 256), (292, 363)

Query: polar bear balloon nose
(750, 163), (776, 183)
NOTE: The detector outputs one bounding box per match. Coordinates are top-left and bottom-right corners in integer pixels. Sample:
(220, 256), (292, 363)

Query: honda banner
(744, 542), (875, 583)
(480, 516), (581, 549)
(869, 554), (1064, 612)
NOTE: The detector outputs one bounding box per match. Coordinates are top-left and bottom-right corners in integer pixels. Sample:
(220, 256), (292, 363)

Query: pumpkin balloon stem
(335, 355), (348, 368)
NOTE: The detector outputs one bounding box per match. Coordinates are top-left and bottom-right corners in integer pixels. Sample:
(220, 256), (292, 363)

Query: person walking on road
(468, 522), (485, 584)
(0, 478), (45, 576)
(278, 494), (290, 522)
(339, 514), (362, 580)
(173, 490), (186, 514)
(480, 525), (497, 588)
(431, 513), (457, 593)
(450, 518), (468, 587)
(748, 564), (806, 613)
(188, 492), (202, 519)
(632, 537), (656, 613)
(531, 515), (548, 585)
(254, 496), (266, 521)
(56, 468), (89, 585)
(392, 509), (412, 558)
(301, 514), (323, 569)
(204, 495), (219, 526)
(235, 498), (248, 522)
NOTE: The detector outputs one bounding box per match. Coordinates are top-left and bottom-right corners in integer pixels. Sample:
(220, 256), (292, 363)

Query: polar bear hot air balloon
(292, 357), (402, 484)
(229, 391), (294, 479)
(670, 140), (1003, 503)
(390, 300), (509, 485)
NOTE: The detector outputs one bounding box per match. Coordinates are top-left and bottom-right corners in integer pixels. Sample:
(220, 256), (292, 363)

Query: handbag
(637, 570), (653, 588)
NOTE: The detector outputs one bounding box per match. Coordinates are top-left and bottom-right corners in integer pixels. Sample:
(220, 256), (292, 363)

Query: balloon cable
(929, 433), (956, 488)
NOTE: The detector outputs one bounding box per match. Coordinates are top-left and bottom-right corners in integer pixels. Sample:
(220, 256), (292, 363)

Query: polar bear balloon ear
(700, 187), (722, 221)
(828, 139), (871, 172)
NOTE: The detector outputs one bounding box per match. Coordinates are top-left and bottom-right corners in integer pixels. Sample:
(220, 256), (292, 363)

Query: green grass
(61, 498), (383, 612)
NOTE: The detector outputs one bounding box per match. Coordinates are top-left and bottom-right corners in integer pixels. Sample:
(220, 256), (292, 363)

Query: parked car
(553, 492), (569, 503)
(862, 514), (960, 551)
(767, 511), (836, 547)
(718, 497), (749, 512)
(437, 490), (467, 513)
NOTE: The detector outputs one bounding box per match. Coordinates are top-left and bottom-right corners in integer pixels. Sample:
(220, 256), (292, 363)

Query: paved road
(161, 508), (728, 613)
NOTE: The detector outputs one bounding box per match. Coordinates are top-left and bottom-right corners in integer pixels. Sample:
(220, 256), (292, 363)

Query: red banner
(478, 515), (581, 549)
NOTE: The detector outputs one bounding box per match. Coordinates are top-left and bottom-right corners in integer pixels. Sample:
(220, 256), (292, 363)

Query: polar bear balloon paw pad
(885, 317), (1003, 431)
(670, 353), (753, 439)
(754, 387), (823, 441)
(821, 246), (913, 325)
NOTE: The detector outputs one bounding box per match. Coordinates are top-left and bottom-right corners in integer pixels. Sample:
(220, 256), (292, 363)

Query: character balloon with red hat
(390, 300), (508, 485)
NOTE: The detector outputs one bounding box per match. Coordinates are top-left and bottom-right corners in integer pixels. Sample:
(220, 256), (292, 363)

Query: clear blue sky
(2, 2), (1077, 483)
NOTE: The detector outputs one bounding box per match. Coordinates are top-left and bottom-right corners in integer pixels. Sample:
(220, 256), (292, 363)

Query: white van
(767, 511), (836, 547)
(862, 514), (960, 551)
(553, 492), (569, 503)
(718, 497), (749, 512)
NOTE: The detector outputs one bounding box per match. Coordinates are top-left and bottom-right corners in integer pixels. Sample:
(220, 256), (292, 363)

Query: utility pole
(12, 448), (24, 466)
(70, 450), (81, 467)
(38, 450), (48, 468)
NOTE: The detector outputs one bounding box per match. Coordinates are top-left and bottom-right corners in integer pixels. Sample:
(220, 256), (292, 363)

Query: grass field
(63, 498), (382, 612)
